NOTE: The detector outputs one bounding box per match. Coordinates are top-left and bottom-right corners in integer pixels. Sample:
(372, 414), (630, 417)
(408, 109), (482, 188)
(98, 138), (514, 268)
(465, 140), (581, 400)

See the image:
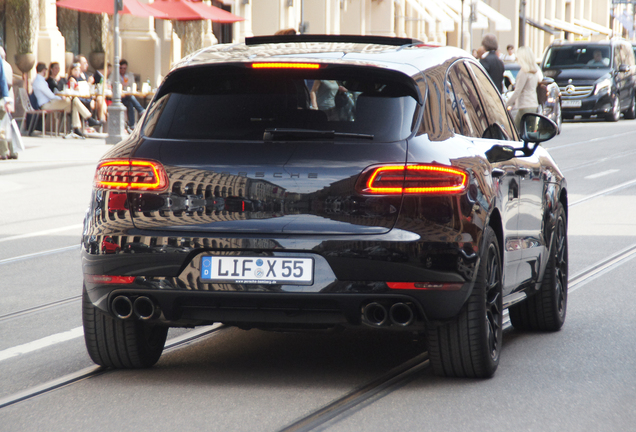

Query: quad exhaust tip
(133, 296), (157, 320)
(112, 295), (133, 319)
(111, 295), (159, 320)
(389, 302), (414, 326)
(362, 302), (388, 326)
(362, 301), (416, 327)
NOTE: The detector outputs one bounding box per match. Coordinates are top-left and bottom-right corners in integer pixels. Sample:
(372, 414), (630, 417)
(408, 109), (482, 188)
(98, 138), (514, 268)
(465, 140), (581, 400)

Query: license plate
(200, 256), (314, 285)
(562, 100), (582, 108)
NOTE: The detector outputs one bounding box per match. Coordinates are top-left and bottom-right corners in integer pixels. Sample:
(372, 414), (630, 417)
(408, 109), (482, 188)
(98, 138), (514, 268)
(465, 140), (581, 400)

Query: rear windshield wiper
(263, 128), (374, 141)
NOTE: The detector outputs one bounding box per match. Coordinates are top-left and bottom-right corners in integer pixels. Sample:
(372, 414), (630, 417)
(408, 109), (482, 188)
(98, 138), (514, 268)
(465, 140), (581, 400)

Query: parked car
(82, 35), (567, 378)
(503, 62), (562, 132)
(541, 39), (636, 121)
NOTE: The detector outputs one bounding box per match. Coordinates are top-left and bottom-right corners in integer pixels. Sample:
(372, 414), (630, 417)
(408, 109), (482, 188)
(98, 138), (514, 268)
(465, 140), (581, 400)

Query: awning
(525, 18), (558, 35)
(420, 0), (456, 31)
(475, 1), (512, 32)
(430, 0), (460, 23)
(403, 0), (436, 27)
(573, 18), (612, 36)
(543, 18), (593, 36)
(441, 0), (510, 32)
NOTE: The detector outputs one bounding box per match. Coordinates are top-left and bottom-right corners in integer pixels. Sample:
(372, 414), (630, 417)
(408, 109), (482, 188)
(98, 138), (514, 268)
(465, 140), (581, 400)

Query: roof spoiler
(246, 34), (423, 47)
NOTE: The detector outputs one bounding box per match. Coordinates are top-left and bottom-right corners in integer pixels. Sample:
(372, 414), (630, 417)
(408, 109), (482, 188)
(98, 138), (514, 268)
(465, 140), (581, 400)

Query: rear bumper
(84, 283), (474, 329)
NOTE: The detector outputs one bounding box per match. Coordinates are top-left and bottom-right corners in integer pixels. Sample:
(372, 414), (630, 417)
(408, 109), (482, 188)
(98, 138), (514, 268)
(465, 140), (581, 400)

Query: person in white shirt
(32, 62), (95, 137)
(500, 44), (516, 63)
(505, 46), (543, 131)
(587, 49), (609, 67)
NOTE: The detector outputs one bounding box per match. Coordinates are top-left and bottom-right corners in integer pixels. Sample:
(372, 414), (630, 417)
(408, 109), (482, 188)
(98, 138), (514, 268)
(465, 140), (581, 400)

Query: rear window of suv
(544, 45), (611, 69)
(143, 66), (419, 142)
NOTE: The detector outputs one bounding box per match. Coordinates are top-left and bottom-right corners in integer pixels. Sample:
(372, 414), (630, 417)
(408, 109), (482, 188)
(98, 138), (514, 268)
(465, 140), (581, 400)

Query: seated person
(587, 49), (609, 67)
(35, 62), (101, 136)
(46, 62), (66, 93)
(115, 59), (145, 128)
(93, 63), (112, 86)
(71, 56), (95, 113)
(92, 63), (112, 122)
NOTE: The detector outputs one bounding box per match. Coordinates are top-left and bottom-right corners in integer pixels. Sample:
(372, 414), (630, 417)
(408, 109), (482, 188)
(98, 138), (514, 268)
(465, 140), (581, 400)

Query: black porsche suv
(82, 35), (567, 378)
(542, 39), (636, 121)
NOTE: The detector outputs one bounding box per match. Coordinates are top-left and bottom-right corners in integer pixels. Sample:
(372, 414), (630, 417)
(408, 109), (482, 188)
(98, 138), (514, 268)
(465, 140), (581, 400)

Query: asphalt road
(1, 119), (635, 432)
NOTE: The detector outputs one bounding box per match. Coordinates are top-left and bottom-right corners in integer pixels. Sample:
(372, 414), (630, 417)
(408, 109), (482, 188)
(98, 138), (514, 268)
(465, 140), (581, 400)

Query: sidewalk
(0, 135), (113, 167)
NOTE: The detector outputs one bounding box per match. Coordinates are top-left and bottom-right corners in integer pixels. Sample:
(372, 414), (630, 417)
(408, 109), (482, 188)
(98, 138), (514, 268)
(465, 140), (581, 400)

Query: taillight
(387, 282), (463, 290)
(85, 275), (135, 284)
(356, 164), (468, 195)
(93, 159), (168, 192)
(251, 62), (321, 69)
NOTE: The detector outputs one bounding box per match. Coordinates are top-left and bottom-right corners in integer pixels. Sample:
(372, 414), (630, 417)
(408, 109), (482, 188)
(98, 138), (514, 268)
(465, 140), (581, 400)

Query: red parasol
(56, 0), (168, 17)
(146, 0), (244, 22)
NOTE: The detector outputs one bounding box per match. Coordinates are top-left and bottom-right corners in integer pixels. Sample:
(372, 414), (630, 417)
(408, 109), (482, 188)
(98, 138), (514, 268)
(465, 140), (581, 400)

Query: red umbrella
(56, 0), (167, 17)
(147, 0), (244, 22)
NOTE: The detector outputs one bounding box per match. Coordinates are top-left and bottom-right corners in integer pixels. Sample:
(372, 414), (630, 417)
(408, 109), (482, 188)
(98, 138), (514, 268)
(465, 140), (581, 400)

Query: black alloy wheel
(509, 201), (568, 331)
(82, 285), (168, 368)
(606, 95), (621, 122)
(427, 226), (503, 378)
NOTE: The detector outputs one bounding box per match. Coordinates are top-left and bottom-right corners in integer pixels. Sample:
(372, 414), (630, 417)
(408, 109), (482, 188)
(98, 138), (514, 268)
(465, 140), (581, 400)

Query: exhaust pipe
(112, 296), (133, 319)
(362, 302), (388, 326)
(133, 296), (157, 320)
(389, 302), (415, 326)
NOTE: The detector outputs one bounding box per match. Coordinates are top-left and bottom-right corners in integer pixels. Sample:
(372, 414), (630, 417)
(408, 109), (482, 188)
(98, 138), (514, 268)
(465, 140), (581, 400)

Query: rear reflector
(387, 282), (464, 290)
(85, 275), (136, 284)
(251, 62), (321, 70)
(356, 164), (468, 195)
(93, 159), (168, 192)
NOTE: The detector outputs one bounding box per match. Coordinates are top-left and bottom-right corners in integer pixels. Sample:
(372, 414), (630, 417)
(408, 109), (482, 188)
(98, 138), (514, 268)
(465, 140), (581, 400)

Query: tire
(82, 285), (168, 368)
(427, 226), (503, 378)
(605, 95), (620, 122)
(624, 93), (636, 120)
(509, 202), (568, 331)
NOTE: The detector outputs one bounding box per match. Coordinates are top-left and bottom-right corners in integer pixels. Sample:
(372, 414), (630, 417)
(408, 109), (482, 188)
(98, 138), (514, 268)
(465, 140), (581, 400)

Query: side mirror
(486, 144), (516, 163)
(541, 77), (555, 85)
(619, 64), (629, 73)
(518, 113), (558, 156)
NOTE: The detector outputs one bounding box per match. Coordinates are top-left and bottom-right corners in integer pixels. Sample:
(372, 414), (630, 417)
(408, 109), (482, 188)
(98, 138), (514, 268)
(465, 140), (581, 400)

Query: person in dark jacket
(479, 34), (505, 93)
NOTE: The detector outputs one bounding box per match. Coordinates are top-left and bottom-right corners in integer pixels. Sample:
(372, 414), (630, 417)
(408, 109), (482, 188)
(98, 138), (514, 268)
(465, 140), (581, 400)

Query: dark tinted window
(418, 67), (456, 141)
(467, 62), (516, 141)
(143, 67), (418, 142)
(544, 45), (611, 68)
(447, 61), (489, 138)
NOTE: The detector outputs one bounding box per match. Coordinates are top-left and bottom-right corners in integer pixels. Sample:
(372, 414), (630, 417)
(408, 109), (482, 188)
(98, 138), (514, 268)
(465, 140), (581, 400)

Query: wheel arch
(559, 187), (568, 226)
(487, 208), (504, 262)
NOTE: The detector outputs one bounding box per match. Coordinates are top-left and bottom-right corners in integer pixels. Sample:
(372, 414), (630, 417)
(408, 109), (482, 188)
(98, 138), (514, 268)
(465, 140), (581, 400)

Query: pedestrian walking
(505, 46), (543, 131)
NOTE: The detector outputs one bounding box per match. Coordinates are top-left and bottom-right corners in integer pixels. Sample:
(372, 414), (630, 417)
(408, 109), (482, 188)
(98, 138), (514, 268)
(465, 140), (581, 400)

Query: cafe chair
(18, 88), (66, 137)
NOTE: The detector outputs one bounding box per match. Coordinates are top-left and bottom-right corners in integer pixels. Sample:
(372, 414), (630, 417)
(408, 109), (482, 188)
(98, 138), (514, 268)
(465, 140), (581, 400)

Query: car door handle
(515, 167), (530, 177)
(491, 168), (505, 178)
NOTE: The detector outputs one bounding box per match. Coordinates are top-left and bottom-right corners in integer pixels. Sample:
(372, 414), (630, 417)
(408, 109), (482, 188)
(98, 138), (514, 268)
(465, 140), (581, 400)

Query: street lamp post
(519, 0), (526, 48)
(106, 0), (127, 145)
